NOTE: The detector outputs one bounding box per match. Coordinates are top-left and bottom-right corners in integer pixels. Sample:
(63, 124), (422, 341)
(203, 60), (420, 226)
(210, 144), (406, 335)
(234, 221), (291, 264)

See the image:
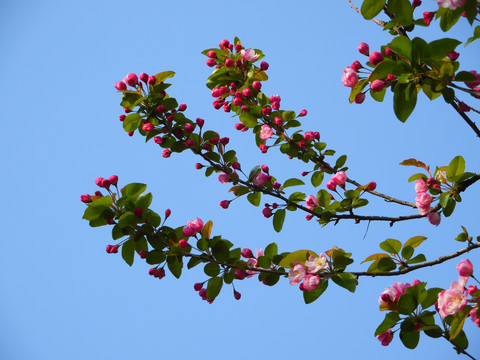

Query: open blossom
(260, 124), (274, 141)
(240, 48), (259, 62)
(437, 277), (468, 318)
(302, 274), (320, 291)
(415, 193), (433, 215)
(341, 67), (358, 88)
(305, 254), (328, 273)
(457, 259), (473, 277)
(218, 172), (230, 184)
(379, 282), (409, 305)
(377, 330), (393, 346)
(305, 195), (318, 210)
(288, 264), (306, 285)
(427, 212), (441, 226)
(182, 217), (204, 237)
(247, 249), (264, 277)
(253, 172), (271, 186)
(436, 0), (466, 9)
(329, 171), (347, 190)
(415, 178), (428, 194)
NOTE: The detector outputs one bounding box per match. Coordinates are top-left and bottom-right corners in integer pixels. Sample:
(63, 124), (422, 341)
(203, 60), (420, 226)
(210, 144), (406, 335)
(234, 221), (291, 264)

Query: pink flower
(423, 11), (435, 25)
(260, 125), (274, 141)
(162, 149), (171, 158)
(437, 277), (468, 318)
(436, 0), (465, 9)
(341, 67), (358, 88)
(427, 212), (441, 226)
(253, 172), (271, 186)
(260, 61), (269, 70)
(470, 307), (478, 324)
(415, 178), (428, 194)
(305, 195), (318, 210)
(269, 95), (281, 103)
(218, 172), (231, 184)
(299, 109), (308, 117)
(331, 171), (347, 188)
(288, 264), (306, 285)
(457, 259), (473, 277)
(240, 48), (259, 62)
(370, 80), (385, 92)
(304, 131), (315, 141)
(378, 282), (409, 305)
(182, 217), (204, 237)
(252, 81), (262, 90)
(114, 81), (127, 91)
(305, 254), (328, 273)
(377, 330), (393, 346)
(326, 180), (337, 191)
(123, 73), (138, 86)
(415, 193), (433, 215)
(302, 274), (320, 291)
(80, 194), (92, 203)
(369, 52), (384, 66)
(358, 42), (369, 56)
(466, 71), (480, 89)
(241, 248), (254, 258)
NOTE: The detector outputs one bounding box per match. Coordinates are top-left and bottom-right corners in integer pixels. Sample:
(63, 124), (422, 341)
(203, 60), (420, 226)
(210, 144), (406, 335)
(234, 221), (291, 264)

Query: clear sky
(1, 1), (479, 359)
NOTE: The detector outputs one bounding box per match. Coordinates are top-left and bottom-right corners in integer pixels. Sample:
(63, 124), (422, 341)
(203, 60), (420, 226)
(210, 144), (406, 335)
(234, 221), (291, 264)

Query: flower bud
(370, 80), (385, 92)
(207, 50), (217, 59)
(139, 73), (149, 83)
(358, 42), (369, 56)
(354, 93), (366, 104)
(241, 248), (254, 258)
(178, 239), (188, 249)
(178, 104), (187, 112)
(206, 58), (216, 67)
(219, 200), (230, 209)
(299, 109), (307, 117)
(252, 81), (262, 90)
(114, 81), (127, 91)
(234, 291), (241, 300)
(148, 75), (156, 85)
(260, 61), (269, 70)
(234, 269), (247, 280)
(369, 52), (384, 66)
(225, 58), (234, 67)
(119, 114), (126, 122)
(457, 259), (473, 277)
(80, 194), (92, 203)
(123, 73), (138, 86)
(384, 47), (393, 57)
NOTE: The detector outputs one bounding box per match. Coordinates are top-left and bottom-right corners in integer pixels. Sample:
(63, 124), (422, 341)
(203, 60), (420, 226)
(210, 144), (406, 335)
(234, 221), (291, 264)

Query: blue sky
(1, 1), (479, 359)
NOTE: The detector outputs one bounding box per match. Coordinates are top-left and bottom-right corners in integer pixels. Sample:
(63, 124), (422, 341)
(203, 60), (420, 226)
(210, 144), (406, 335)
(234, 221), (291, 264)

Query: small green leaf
(446, 156), (465, 180)
(331, 272), (357, 293)
(167, 255), (182, 279)
(121, 239), (135, 266)
(407, 253), (426, 264)
(117, 212), (137, 228)
(264, 243), (278, 260)
(273, 209), (286, 233)
(361, 0), (387, 20)
(204, 262), (220, 277)
(368, 257), (397, 272)
(403, 236), (427, 249)
(398, 294), (417, 315)
(393, 82), (417, 122)
(122, 183), (147, 198)
(428, 38), (461, 60)
(401, 245), (414, 261)
(206, 277), (223, 300)
(311, 171), (324, 187)
(421, 288), (443, 309)
(279, 250), (319, 268)
(303, 280), (329, 304)
(400, 328), (420, 349)
(212, 240), (230, 262)
(388, 36), (412, 61)
(239, 112), (258, 128)
(375, 312), (401, 336)
(454, 71), (479, 82)
(283, 178), (305, 188)
(153, 71), (175, 84)
(450, 306), (472, 340)
(380, 239), (402, 255)
(146, 250), (166, 265)
(247, 192), (261, 207)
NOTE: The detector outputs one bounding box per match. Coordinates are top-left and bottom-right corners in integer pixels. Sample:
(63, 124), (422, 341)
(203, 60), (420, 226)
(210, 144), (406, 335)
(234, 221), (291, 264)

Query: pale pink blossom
(415, 178), (428, 194)
(341, 67), (358, 88)
(253, 172), (271, 186)
(182, 217), (204, 237)
(437, 277), (468, 318)
(457, 259), (473, 277)
(332, 171), (347, 187)
(469, 307), (478, 324)
(326, 180), (337, 191)
(377, 330), (393, 346)
(260, 124), (274, 141)
(305, 195), (319, 210)
(427, 212), (441, 226)
(240, 48), (259, 62)
(302, 274), (320, 291)
(305, 254), (328, 273)
(288, 264), (306, 285)
(415, 193), (433, 215)
(378, 282), (409, 305)
(436, 0), (465, 9)
(218, 172), (230, 184)
(246, 249), (264, 277)
(304, 131), (316, 141)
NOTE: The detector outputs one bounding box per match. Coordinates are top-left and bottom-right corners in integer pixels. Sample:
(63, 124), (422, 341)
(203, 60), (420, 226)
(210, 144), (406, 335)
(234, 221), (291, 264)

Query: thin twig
(347, 0), (386, 27)
(451, 101), (480, 138)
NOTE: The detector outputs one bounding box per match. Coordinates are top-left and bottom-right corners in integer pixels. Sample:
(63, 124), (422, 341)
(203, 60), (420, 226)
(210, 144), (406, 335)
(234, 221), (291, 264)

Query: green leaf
(273, 209), (286, 233)
(393, 82), (417, 122)
(398, 294), (417, 315)
(123, 113), (142, 132)
(204, 262), (220, 277)
(454, 71), (479, 82)
(289, 192), (305, 203)
(380, 239), (402, 255)
(368, 257), (397, 272)
(122, 183), (147, 198)
(403, 235), (427, 249)
(411, 37), (430, 63)
(247, 192), (261, 206)
(446, 156), (465, 180)
(239, 112), (258, 128)
(146, 250), (166, 265)
(465, 25), (480, 47)
(331, 272), (357, 293)
(279, 250), (319, 268)
(401, 246), (414, 261)
(450, 306), (472, 340)
(361, 0), (387, 20)
(135, 193), (153, 209)
(303, 280), (328, 304)
(361, 253), (391, 264)
(310, 172), (324, 187)
(388, 36), (412, 61)
(370, 87), (387, 102)
(388, 0), (414, 26)
(428, 38), (461, 60)
(117, 212), (137, 228)
(369, 59), (401, 81)
(439, 7), (462, 32)
(121, 239), (135, 266)
(167, 255), (182, 279)
(206, 277), (223, 300)
(407, 253), (426, 264)
(421, 288), (443, 309)
(283, 178), (305, 188)
(153, 71), (175, 85)
(264, 243), (278, 260)
(212, 240), (230, 262)
(400, 328), (420, 349)
(112, 225), (126, 240)
(375, 312), (401, 336)
(316, 189), (331, 208)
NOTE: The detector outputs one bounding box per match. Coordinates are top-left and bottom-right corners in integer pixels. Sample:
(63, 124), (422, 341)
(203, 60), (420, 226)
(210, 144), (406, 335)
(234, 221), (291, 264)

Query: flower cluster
(414, 177), (442, 225)
(326, 171), (347, 191)
(288, 254), (329, 291)
(437, 259), (479, 327)
(182, 218), (204, 237)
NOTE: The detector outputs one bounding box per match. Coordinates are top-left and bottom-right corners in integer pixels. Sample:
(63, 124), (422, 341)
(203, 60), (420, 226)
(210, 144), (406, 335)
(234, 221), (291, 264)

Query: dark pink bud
(385, 47), (393, 57)
(241, 248), (254, 258)
(196, 118), (205, 128)
(228, 43), (233, 50)
(128, 131), (134, 137)
(369, 52), (384, 66)
(156, 105), (166, 113)
(211, 88), (220, 97)
(299, 109), (307, 117)
(124, 107), (131, 113)
(219, 86), (229, 95)
(114, 81), (127, 91)
(261, 164), (269, 174)
(351, 60), (362, 71)
(194, 283), (203, 291)
(148, 76), (156, 85)
(260, 61), (269, 70)
(80, 194), (92, 203)
(220, 137), (229, 145)
(219, 200), (230, 209)
(306, 214), (313, 221)
(184, 123), (195, 133)
(185, 140), (194, 147)
(154, 136), (162, 144)
(106, 245), (113, 253)
(199, 288), (207, 298)
(109, 175), (118, 186)
(149, 268), (156, 276)
(134, 207), (143, 217)
(234, 268), (247, 280)
(242, 87), (252, 97)
(301, 171), (308, 177)
(272, 101), (280, 110)
(387, 74), (396, 82)
(381, 293), (391, 302)
(139, 73), (149, 83)
(271, 203), (278, 209)
(207, 50), (217, 59)
(95, 177), (105, 187)
(274, 117), (283, 126)
(241, 105), (249, 112)
(262, 107), (272, 115)
(235, 44), (242, 52)
(166, 115), (174, 122)
(252, 81), (262, 90)
(206, 58), (216, 67)
(119, 114), (126, 122)
(178, 104), (187, 112)
(412, 279), (421, 286)
(94, 190), (102, 196)
(123, 73), (138, 86)
(233, 97), (243, 106)
(219, 39), (230, 48)
(107, 217), (114, 224)
(195, 163), (203, 169)
(367, 182), (377, 191)
(178, 239), (188, 248)
(209, 137), (219, 145)
(468, 285), (478, 295)
(427, 177), (436, 186)
(272, 182), (281, 189)
(262, 207), (273, 218)
(298, 140), (306, 148)
(111, 245), (118, 254)
(223, 104), (231, 112)
(203, 143), (212, 151)
(412, 0), (422, 8)
(139, 250), (148, 259)
(225, 58), (234, 67)
(162, 149), (172, 158)
(354, 93), (365, 104)
(142, 122), (154, 132)
(213, 100), (222, 109)
(154, 268), (165, 279)
(260, 144), (268, 153)
(458, 102), (470, 112)
(423, 11), (435, 25)
(234, 291), (241, 300)
(432, 183), (440, 189)
(370, 80), (385, 92)
(358, 42), (369, 56)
